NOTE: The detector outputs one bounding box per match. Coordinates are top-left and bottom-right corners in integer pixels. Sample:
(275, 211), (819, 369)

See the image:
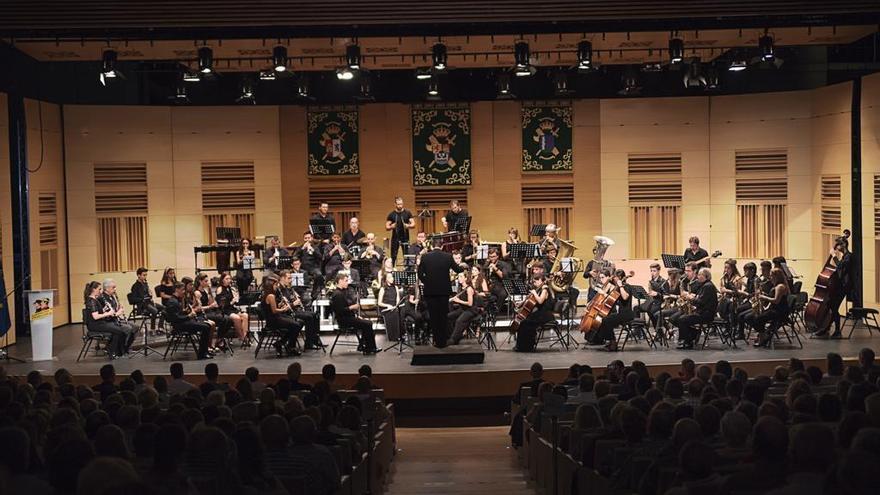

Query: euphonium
(549, 238), (584, 293)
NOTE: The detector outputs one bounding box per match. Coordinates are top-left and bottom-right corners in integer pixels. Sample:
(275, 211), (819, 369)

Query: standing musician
(263, 236), (289, 274)
(98, 279), (138, 352)
(215, 272), (250, 343)
(461, 231), (481, 266)
(259, 276), (302, 357)
(442, 200), (469, 232)
(360, 233), (385, 279)
(447, 272), (480, 345)
(164, 282), (212, 359)
(717, 259), (743, 325)
(591, 269), (634, 352)
(341, 216), (366, 248)
(513, 274), (555, 352)
(407, 231), (430, 259)
(816, 237), (856, 337)
(683, 236), (711, 268)
(130, 267), (159, 331)
(676, 268), (719, 350)
(322, 232), (346, 279)
(385, 196), (416, 265)
(501, 228), (522, 271)
(278, 270), (322, 349)
(235, 238), (256, 293)
(310, 202), (336, 241)
(194, 273), (233, 353)
(733, 262), (759, 340)
(84, 281), (134, 358)
(295, 231), (324, 296)
(485, 248), (512, 309)
(378, 272), (403, 341)
(746, 267), (791, 347)
(418, 243), (467, 348)
(635, 263), (666, 326)
(330, 271), (378, 353)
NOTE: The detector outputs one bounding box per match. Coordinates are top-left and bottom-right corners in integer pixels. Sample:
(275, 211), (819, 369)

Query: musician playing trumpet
(513, 274), (554, 353)
(486, 248), (512, 308)
(360, 232), (385, 279)
(322, 231), (346, 279)
(591, 269), (633, 352)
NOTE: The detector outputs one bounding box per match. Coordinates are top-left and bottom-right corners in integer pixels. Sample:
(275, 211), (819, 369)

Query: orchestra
(93, 196), (857, 362)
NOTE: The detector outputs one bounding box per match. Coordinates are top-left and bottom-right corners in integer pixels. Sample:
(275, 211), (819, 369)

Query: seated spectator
(562, 363), (581, 387)
(665, 440), (722, 495)
(287, 362), (312, 392)
(93, 364), (118, 402)
(568, 374), (596, 405)
(767, 423), (835, 495)
(288, 415), (341, 495)
(513, 362), (544, 405)
(720, 416), (789, 493)
(200, 363), (228, 396)
(0, 426), (52, 493)
(717, 411), (751, 462)
(316, 364), (338, 393)
(245, 366), (267, 396)
(715, 360), (732, 379)
(860, 348), (877, 375)
(838, 411), (871, 448)
(167, 363), (197, 396)
(679, 358), (696, 381)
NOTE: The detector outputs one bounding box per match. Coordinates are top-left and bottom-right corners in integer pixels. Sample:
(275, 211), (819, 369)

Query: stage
(1, 323), (876, 401)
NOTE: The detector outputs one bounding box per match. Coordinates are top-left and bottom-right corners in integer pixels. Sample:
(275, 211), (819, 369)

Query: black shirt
(330, 290), (356, 322)
(648, 276), (666, 301)
(130, 280), (152, 303)
(683, 247), (710, 268)
(694, 281), (719, 318)
(341, 229), (365, 247)
(386, 209), (414, 242)
(296, 244), (323, 272)
(310, 213), (336, 237)
(164, 297), (193, 324)
(444, 209), (469, 232)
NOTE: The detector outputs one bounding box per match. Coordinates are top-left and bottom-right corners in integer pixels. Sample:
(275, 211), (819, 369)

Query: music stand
(384, 271), (418, 354)
(529, 224), (548, 238)
(350, 259), (373, 297)
(502, 279), (531, 298)
(452, 216), (472, 234)
(309, 218), (335, 241)
(291, 273), (306, 288)
(661, 254), (687, 271)
(560, 258), (580, 274)
(403, 255), (418, 272)
(241, 255), (256, 270)
(628, 285), (649, 303)
(509, 243), (540, 260)
(277, 256), (293, 271)
(476, 244), (490, 261)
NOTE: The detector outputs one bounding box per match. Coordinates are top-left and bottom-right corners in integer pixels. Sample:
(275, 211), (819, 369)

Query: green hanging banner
(307, 110), (359, 176)
(521, 104), (573, 172)
(412, 105), (471, 186)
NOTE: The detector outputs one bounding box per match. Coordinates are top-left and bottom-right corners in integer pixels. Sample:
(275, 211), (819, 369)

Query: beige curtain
(630, 205), (680, 258)
(97, 216), (147, 272)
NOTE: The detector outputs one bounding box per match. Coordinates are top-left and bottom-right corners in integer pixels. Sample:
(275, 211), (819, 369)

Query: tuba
(589, 236), (615, 289)
(549, 238), (585, 293)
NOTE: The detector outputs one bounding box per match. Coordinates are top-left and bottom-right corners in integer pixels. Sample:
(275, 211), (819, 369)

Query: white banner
(27, 290), (54, 361)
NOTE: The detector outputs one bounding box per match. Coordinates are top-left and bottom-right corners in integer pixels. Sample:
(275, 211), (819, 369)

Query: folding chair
(76, 309), (114, 362)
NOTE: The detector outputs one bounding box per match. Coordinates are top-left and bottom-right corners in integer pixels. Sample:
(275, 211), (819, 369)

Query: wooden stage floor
(2, 324), (877, 399)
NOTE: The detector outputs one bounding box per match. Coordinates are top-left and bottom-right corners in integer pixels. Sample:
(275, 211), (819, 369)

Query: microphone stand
(0, 273), (32, 364)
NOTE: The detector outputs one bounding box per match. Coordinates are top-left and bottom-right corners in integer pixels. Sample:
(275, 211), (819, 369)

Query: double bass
(578, 270), (634, 337)
(804, 229), (850, 333)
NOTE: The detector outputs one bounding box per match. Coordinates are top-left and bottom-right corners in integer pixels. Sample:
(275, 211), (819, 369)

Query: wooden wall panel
(0, 94), (13, 343)
(279, 105), (308, 244)
(861, 73), (880, 305)
(571, 99), (602, 250)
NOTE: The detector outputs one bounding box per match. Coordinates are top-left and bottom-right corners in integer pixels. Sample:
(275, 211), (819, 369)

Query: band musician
(418, 243), (466, 348)
(591, 269), (634, 352)
(330, 272), (378, 354)
(130, 267), (159, 331)
(676, 268), (718, 350)
(635, 263), (665, 326)
(278, 269), (323, 350)
(263, 236), (289, 274)
(322, 232), (346, 279)
(816, 236), (857, 337)
(310, 202), (336, 242)
(683, 236), (711, 269)
(442, 199), (468, 232)
(385, 196), (415, 265)
(485, 248), (512, 309)
(341, 216), (366, 247)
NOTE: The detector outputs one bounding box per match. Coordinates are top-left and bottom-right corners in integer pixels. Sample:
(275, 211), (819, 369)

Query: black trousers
(490, 283), (509, 310)
(293, 310), (321, 346)
(136, 301), (159, 329)
(515, 311), (554, 352)
(341, 317), (376, 351)
(425, 295), (451, 347)
(175, 321), (212, 358)
(745, 309), (783, 338)
(268, 315), (302, 350)
(205, 310), (233, 339)
(448, 307), (480, 344)
(390, 236), (408, 265)
(89, 320), (136, 356)
(678, 314), (712, 344)
(636, 300), (661, 325)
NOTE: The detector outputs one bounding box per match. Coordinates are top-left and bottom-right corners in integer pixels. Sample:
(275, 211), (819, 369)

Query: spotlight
(683, 62), (706, 88)
(618, 67), (641, 96)
(759, 34), (775, 61)
(728, 59), (747, 72)
(356, 72), (376, 102)
(173, 83), (189, 103)
(237, 77), (255, 104)
(297, 75), (312, 99)
(272, 45), (288, 72)
(415, 67), (433, 80)
(259, 70), (276, 81)
(577, 40), (592, 70)
(427, 77), (440, 99)
(669, 38), (684, 64)
(496, 73), (514, 99)
(336, 67), (354, 80)
(182, 70), (201, 82)
(99, 49), (118, 86)
(198, 46), (214, 74)
(705, 66), (720, 90)
(346, 44), (361, 70)
(553, 71), (573, 96)
(432, 43), (447, 71)
(514, 41), (535, 77)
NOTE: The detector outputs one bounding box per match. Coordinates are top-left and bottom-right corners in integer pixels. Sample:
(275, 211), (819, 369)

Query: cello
(578, 270), (634, 338)
(804, 229), (850, 333)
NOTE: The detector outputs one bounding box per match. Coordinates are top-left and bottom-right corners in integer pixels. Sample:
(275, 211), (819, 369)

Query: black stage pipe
(7, 93), (31, 335)
(851, 77), (863, 306)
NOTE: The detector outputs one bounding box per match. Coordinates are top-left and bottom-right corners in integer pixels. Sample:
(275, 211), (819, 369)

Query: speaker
(410, 345), (486, 366)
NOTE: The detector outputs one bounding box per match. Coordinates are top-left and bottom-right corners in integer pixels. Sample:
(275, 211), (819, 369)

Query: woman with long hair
(260, 276), (301, 357)
(747, 267), (791, 348)
(377, 271), (402, 341)
(216, 271), (250, 343)
(235, 238), (256, 293)
(157, 267), (177, 304)
(83, 281), (131, 358)
(448, 272), (479, 345)
(195, 273), (234, 353)
(718, 259), (743, 324)
(514, 273), (555, 352)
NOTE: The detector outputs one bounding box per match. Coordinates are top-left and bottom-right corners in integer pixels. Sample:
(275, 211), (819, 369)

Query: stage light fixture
(237, 77), (255, 104)
(759, 35), (775, 61)
(728, 59), (747, 72)
(346, 44), (361, 70)
(618, 68), (641, 96)
(336, 67), (354, 80)
(198, 46), (214, 74)
(427, 77), (440, 100)
(668, 38), (684, 64)
(683, 62), (706, 89)
(173, 83), (189, 103)
(496, 73), (514, 99)
(514, 41), (535, 77)
(259, 70), (276, 81)
(182, 70), (201, 82)
(297, 75), (311, 98)
(272, 45), (288, 72)
(415, 67), (433, 80)
(577, 40), (592, 70)
(553, 71), (573, 96)
(99, 49), (118, 86)
(432, 43), (447, 71)
(705, 66), (720, 90)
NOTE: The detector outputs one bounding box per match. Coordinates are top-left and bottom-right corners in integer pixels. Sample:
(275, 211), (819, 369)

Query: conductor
(418, 244), (466, 347)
